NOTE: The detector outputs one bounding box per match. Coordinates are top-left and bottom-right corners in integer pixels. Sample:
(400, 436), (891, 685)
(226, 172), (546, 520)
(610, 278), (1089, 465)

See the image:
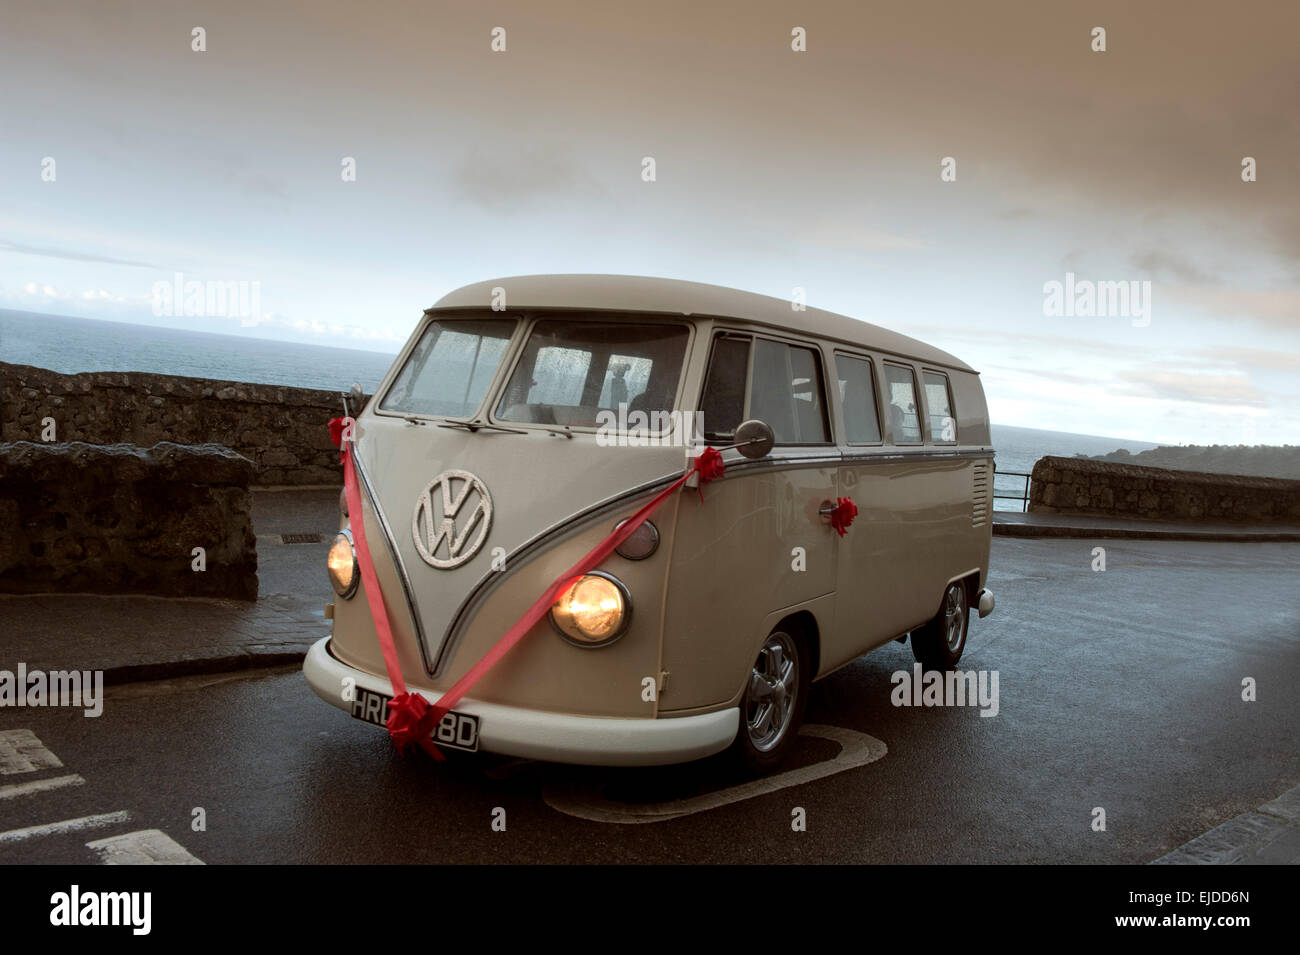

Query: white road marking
(0, 810), (131, 845)
(0, 729), (64, 775)
(543, 724), (887, 824)
(0, 774), (86, 801)
(87, 829), (205, 865)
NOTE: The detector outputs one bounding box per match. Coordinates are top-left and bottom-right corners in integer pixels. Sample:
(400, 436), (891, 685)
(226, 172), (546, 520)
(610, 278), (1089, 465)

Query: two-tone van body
(304, 275), (995, 771)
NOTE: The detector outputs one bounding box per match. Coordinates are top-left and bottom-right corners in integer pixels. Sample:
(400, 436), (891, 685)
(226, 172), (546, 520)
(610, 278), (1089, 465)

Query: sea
(0, 310), (1159, 509)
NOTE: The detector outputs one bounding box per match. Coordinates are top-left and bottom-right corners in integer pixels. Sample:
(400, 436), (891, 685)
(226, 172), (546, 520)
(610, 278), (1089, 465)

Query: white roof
(431, 274), (974, 373)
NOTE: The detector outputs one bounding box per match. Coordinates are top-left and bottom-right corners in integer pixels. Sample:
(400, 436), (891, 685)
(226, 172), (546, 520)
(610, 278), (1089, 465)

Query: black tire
(731, 628), (811, 774)
(910, 581), (970, 671)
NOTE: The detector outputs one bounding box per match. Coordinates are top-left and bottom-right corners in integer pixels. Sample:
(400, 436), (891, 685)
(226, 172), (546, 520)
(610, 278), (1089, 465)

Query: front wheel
(910, 581), (969, 671)
(732, 629), (810, 774)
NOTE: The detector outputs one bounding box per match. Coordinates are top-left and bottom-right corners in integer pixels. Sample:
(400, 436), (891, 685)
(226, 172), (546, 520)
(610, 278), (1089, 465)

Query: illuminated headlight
(328, 529), (359, 598)
(550, 572), (631, 647)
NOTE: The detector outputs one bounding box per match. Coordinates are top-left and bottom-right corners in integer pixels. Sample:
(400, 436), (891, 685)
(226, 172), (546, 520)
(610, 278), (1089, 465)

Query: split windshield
(379, 315), (690, 428)
(495, 319), (689, 428)
(379, 317), (516, 417)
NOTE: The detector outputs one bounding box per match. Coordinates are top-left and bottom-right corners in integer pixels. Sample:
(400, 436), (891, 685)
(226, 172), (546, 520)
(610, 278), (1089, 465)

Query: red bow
(385, 692), (434, 754)
(830, 497), (858, 537)
(694, 446), (726, 483)
(692, 446), (725, 501)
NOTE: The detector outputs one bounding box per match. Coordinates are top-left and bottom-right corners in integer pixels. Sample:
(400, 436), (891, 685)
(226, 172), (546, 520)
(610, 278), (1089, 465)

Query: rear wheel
(732, 629), (810, 774)
(910, 581), (969, 670)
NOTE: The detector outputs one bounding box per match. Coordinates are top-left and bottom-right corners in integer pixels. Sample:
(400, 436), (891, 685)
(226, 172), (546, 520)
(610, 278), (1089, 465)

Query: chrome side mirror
(733, 419), (775, 459)
(342, 381), (365, 417)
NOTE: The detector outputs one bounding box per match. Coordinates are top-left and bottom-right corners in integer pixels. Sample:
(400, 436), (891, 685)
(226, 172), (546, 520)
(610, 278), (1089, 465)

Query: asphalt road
(3, 537), (1297, 864)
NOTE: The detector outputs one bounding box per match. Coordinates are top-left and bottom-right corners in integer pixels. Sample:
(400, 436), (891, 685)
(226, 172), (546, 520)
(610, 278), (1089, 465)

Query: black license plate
(349, 688), (480, 752)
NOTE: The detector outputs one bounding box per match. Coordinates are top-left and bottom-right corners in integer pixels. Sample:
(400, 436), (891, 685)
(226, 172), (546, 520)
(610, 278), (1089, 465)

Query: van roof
(430, 274), (975, 373)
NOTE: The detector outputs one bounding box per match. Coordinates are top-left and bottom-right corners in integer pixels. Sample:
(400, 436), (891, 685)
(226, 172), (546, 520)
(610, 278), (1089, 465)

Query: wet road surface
(3, 538), (1297, 864)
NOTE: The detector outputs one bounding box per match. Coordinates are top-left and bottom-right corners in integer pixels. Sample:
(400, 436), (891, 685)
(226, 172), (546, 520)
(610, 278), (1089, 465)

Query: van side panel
(658, 461), (838, 714)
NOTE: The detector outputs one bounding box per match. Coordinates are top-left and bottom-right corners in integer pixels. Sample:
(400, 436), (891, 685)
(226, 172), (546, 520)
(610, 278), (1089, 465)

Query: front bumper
(303, 637), (739, 767)
(977, 587), (995, 618)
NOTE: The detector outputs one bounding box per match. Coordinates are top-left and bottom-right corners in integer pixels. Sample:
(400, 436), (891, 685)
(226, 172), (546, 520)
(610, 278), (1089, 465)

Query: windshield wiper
(435, 419), (527, 435)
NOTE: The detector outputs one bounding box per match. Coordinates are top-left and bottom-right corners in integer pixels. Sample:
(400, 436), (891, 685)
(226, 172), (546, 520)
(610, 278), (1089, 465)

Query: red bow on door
(829, 497), (858, 537)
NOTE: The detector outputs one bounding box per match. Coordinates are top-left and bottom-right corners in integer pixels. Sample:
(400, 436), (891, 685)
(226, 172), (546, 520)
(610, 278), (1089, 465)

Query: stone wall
(1029, 455), (1300, 523)
(1, 362), (357, 486)
(0, 441), (258, 600)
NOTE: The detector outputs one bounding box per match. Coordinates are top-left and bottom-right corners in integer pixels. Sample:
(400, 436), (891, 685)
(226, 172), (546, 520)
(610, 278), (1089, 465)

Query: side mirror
(343, 381), (365, 417)
(734, 419), (775, 459)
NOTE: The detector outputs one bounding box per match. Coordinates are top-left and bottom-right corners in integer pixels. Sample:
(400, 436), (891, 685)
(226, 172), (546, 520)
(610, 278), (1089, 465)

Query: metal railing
(993, 469), (1031, 512)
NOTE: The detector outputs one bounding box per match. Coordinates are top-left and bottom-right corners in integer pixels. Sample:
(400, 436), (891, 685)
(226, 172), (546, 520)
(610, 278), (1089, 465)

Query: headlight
(328, 530), (359, 598)
(550, 572), (631, 647)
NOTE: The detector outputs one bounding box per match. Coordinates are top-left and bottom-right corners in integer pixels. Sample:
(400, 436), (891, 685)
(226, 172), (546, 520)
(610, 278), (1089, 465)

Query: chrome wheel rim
(746, 632), (798, 753)
(944, 585), (967, 652)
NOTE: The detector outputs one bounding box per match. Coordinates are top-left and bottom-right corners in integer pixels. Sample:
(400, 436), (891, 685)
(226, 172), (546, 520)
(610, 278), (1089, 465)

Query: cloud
(1132, 249), (1216, 285)
(1162, 285), (1300, 333)
(1117, 369), (1267, 408)
(0, 239), (160, 269)
(1194, 346), (1300, 374)
(450, 147), (605, 212)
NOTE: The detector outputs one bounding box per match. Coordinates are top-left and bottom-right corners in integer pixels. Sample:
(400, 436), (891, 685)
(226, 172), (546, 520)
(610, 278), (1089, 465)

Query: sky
(1, 0), (1297, 446)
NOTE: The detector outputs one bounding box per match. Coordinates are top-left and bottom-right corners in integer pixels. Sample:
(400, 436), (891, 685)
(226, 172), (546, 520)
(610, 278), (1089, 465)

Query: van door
(827, 354), (941, 667)
(659, 331), (839, 712)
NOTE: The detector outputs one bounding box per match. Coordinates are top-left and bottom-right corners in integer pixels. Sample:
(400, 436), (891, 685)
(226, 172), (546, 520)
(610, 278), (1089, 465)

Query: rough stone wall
(0, 362), (357, 485)
(0, 441), (258, 600)
(1029, 455), (1300, 523)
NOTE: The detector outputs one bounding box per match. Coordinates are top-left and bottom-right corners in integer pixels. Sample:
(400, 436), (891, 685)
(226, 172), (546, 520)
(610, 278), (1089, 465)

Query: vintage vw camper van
(304, 275), (995, 771)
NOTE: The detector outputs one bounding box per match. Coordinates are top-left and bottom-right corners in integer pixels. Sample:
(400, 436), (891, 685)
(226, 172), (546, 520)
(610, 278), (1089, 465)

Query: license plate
(349, 688), (480, 752)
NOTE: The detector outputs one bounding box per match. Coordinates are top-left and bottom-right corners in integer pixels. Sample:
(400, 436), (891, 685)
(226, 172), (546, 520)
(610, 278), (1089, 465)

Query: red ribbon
(328, 416), (348, 448)
(829, 496), (858, 537)
(335, 426), (725, 759)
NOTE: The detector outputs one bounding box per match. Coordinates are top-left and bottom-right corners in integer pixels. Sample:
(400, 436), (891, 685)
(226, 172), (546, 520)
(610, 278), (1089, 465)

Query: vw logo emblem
(411, 470), (493, 569)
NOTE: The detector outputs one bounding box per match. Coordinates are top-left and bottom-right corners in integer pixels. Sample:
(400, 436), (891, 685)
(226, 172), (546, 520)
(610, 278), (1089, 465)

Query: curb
(98, 647), (309, 687)
(992, 523), (1300, 543)
(1153, 783), (1300, 864)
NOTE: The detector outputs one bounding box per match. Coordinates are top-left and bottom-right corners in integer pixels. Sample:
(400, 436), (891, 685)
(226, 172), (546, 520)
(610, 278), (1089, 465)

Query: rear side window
(752, 340), (831, 444)
(834, 354), (882, 444)
(882, 363), (922, 444)
(923, 371), (957, 443)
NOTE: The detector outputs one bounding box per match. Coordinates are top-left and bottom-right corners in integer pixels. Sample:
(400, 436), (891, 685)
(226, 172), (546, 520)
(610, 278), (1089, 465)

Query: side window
(700, 336), (750, 441)
(834, 354), (882, 444)
(750, 339), (830, 444)
(923, 371), (957, 444)
(882, 363), (922, 444)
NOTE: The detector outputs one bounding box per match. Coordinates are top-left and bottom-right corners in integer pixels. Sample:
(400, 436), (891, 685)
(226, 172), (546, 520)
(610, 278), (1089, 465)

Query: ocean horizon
(1, 308), (1162, 507)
